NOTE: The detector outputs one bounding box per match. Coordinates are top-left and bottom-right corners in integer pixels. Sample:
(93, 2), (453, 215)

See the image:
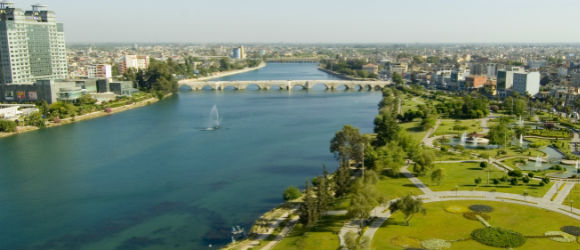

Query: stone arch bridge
(178, 80), (390, 91)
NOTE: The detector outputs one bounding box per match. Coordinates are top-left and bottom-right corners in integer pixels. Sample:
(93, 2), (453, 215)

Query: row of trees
(321, 59), (378, 79)
(436, 95), (489, 119)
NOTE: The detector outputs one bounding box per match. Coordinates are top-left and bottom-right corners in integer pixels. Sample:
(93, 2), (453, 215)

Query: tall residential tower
(0, 2), (67, 84)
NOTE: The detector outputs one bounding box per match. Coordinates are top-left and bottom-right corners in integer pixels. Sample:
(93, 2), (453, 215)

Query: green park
(223, 81), (580, 250)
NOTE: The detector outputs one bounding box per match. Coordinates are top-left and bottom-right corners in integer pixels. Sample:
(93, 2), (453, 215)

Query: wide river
(0, 63), (381, 250)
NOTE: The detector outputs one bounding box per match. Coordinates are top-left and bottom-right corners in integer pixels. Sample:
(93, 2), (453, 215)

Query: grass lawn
(400, 121), (429, 141)
(271, 215), (346, 250)
(400, 96), (427, 113)
(433, 119), (482, 136)
(375, 173), (423, 201)
(465, 145), (547, 159)
(564, 184), (580, 210)
(417, 162), (554, 197)
(372, 200), (580, 250)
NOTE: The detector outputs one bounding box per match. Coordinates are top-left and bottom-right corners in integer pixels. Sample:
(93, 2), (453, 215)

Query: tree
(374, 112), (400, 146)
(430, 168), (445, 185)
(375, 142), (407, 175)
(391, 72), (404, 86)
(335, 163), (350, 197)
(25, 112), (45, 128)
(283, 186), (301, 201)
(0, 120), (17, 132)
(348, 179), (380, 231)
(488, 119), (514, 146)
(421, 115), (437, 131)
(330, 125), (365, 166)
(316, 169), (331, 215)
(479, 162), (488, 169)
(412, 150), (435, 176)
(474, 177), (482, 186)
(389, 194), (426, 226)
(299, 181), (318, 227)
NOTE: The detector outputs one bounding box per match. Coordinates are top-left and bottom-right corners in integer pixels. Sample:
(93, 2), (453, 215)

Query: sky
(12, 0), (580, 43)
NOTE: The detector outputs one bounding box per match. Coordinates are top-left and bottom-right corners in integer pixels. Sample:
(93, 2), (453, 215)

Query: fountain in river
(518, 116), (524, 126)
(204, 105), (221, 131)
(472, 136), (478, 147)
(460, 131), (467, 147)
(519, 134), (524, 146)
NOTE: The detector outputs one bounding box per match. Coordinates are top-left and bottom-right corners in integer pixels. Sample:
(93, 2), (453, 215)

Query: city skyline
(11, 0), (580, 44)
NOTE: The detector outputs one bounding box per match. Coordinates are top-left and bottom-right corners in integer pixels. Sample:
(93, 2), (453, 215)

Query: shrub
(471, 227), (526, 248)
(469, 204), (494, 213)
(542, 177), (550, 184)
(528, 172), (534, 178)
(0, 119), (17, 132)
(508, 169), (523, 177)
(479, 162), (487, 169)
(282, 186), (301, 201)
(492, 178), (500, 185)
(522, 176), (530, 183)
(561, 226), (580, 236)
(510, 177), (519, 185)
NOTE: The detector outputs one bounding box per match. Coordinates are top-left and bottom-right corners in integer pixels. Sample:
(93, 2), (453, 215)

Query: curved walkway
(338, 165), (580, 249)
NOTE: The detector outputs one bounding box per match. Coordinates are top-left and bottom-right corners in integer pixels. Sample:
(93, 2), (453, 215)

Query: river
(0, 63), (381, 250)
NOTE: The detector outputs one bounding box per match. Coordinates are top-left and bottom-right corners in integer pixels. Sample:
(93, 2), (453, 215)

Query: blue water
(0, 63), (381, 249)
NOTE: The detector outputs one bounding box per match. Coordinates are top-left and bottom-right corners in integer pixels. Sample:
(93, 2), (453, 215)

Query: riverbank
(317, 67), (379, 81)
(0, 94), (164, 139)
(180, 62), (267, 83)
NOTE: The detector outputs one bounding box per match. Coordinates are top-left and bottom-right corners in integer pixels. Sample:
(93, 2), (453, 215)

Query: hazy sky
(13, 0), (580, 43)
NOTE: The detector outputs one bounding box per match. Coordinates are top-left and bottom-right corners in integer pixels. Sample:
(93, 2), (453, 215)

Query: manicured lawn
(372, 200), (580, 250)
(564, 184), (580, 210)
(375, 173), (423, 201)
(400, 121), (429, 141)
(417, 162), (554, 197)
(271, 215), (346, 250)
(433, 119), (482, 136)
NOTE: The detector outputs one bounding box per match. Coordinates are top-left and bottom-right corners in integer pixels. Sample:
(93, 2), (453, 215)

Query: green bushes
(527, 129), (570, 138)
(0, 119), (17, 132)
(283, 186), (301, 201)
(471, 227), (526, 248)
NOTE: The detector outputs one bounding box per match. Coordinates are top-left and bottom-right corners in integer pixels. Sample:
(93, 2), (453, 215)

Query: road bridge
(177, 80), (390, 91)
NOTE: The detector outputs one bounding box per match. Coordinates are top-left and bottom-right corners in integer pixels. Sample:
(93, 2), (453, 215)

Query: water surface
(0, 63), (381, 249)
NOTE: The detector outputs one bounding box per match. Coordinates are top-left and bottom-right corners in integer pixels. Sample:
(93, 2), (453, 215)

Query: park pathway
(338, 165), (580, 249)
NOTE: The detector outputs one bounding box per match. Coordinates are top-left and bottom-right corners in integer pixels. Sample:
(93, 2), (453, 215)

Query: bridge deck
(178, 80), (390, 91)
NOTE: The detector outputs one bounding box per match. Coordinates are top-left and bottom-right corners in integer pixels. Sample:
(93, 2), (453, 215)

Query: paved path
(261, 215), (300, 250)
(421, 119), (441, 148)
(232, 208), (297, 250)
(553, 182), (575, 204)
(480, 116), (490, 134)
(338, 165), (580, 249)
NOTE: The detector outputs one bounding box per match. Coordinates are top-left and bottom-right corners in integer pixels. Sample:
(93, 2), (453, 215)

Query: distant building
(389, 63), (408, 76)
(497, 67), (525, 93)
(0, 3), (68, 84)
(87, 64), (112, 79)
(120, 55), (150, 74)
(513, 72), (540, 96)
(465, 75), (488, 88)
(232, 48), (241, 59)
(362, 64), (379, 75)
(528, 60), (547, 69)
(232, 46), (245, 60)
(570, 72), (580, 88)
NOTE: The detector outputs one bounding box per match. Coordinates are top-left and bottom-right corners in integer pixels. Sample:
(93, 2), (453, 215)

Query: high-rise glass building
(0, 2), (67, 84)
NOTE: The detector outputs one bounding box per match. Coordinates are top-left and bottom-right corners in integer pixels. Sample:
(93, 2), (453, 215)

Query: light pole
(455, 185), (459, 197)
(571, 200), (574, 212)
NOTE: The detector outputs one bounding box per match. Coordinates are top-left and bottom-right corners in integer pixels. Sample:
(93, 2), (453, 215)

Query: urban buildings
(119, 55), (149, 74)
(87, 64), (112, 79)
(362, 64), (378, 75)
(465, 75), (488, 88)
(232, 46), (246, 60)
(512, 71), (540, 96)
(0, 2), (68, 84)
